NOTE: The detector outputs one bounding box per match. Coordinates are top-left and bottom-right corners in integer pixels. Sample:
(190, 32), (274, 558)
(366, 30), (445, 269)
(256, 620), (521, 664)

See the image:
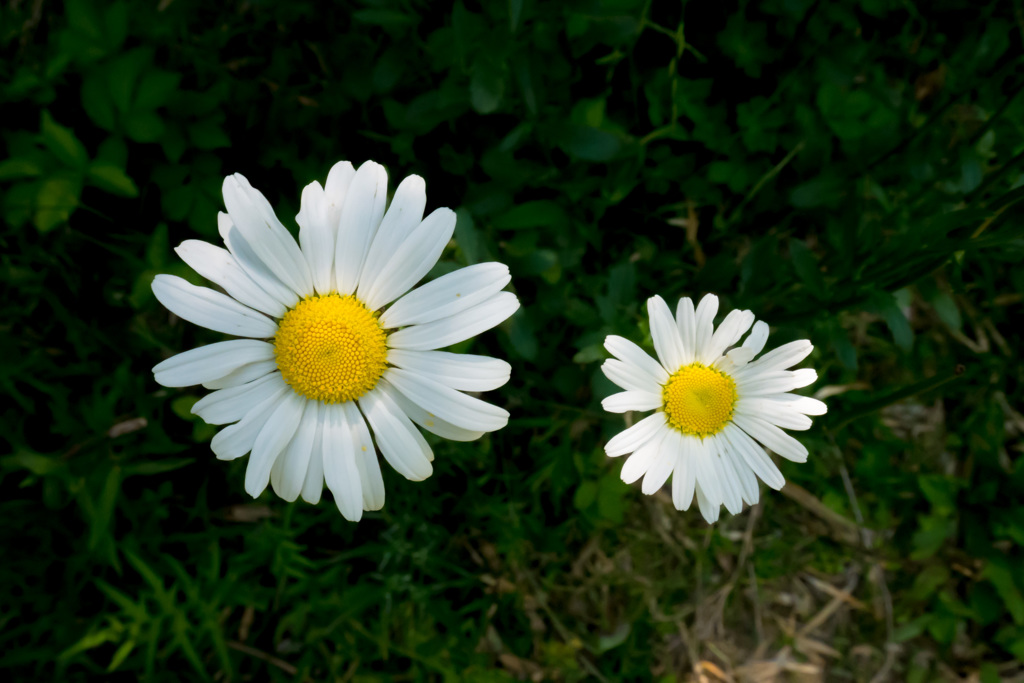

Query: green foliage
(1, 0), (1023, 680)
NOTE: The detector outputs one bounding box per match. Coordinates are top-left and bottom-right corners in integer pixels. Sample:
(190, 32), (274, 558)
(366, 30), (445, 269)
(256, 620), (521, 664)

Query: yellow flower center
(662, 363), (737, 438)
(273, 293), (387, 404)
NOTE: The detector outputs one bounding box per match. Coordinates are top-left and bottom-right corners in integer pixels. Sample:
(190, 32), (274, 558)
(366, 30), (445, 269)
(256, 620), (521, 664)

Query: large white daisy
(152, 160), (519, 521)
(600, 294), (826, 523)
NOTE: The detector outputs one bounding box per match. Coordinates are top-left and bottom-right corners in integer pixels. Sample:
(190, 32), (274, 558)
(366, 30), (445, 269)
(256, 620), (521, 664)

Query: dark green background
(2, 0), (1023, 680)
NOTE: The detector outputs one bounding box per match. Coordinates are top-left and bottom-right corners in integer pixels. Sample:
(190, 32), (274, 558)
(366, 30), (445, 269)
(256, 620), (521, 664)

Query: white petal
(175, 240), (287, 318)
(735, 369), (818, 396)
(713, 346), (755, 374)
(672, 433), (697, 511)
(695, 482), (721, 523)
(693, 294), (719, 362)
(692, 438), (723, 509)
(732, 413), (809, 463)
(386, 349), (511, 393)
(380, 262), (511, 329)
(739, 340), (814, 376)
(605, 412), (668, 457)
(767, 394), (828, 416)
(648, 295), (686, 371)
(378, 379), (485, 442)
(604, 335), (670, 386)
(244, 391), (306, 497)
(641, 433), (677, 495)
(701, 309), (755, 364)
(210, 382), (290, 461)
(721, 445), (759, 506)
(152, 275), (278, 338)
(324, 161), (357, 230)
(721, 423), (785, 490)
(709, 435), (743, 514)
(601, 390), (662, 413)
(300, 410), (326, 504)
(296, 181), (335, 295)
(358, 387), (433, 481)
(344, 402), (385, 510)
(743, 321), (769, 357)
(736, 398), (813, 430)
(384, 367), (508, 432)
(362, 207), (456, 310)
(222, 174), (313, 297)
(272, 401), (319, 502)
(386, 291), (519, 351)
(358, 174), (426, 298)
(191, 373), (283, 425)
(219, 217), (298, 309)
(202, 359), (277, 390)
(675, 297), (697, 365)
(153, 339), (275, 387)
(335, 161), (388, 295)
(620, 428), (668, 484)
(601, 359), (662, 394)
(321, 404), (364, 522)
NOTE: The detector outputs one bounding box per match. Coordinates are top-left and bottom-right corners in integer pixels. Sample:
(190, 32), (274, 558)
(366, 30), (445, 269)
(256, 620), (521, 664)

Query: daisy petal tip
(339, 505), (363, 523)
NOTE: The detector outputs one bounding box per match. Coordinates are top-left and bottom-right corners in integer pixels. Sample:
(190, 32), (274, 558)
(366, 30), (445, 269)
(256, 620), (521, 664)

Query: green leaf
(909, 564), (949, 601)
(830, 324), (857, 371)
(929, 291), (962, 331)
(187, 121), (230, 150)
(558, 125), (623, 162)
(87, 467), (121, 552)
(124, 110), (166, 143)
(573, 481), (598, 510)
(160, 125), (187, 163)
(572, 345), (605, 364)
(995, 625), (1024, 660)
(104, 2), (129, 49)
(0, 158), (45, 181)
(123, 459), (193, 477)
(454, 208), (486, 264)
(984, 558), (1024, 625)
(3, 181), (37, 227)
(868, 290), (913, 350)
(40, 111), (89, 169)
(980, 663), (1001, 683)
(65, 0), (104, 40)
(134, 70), (181, 111)
(790, 175), (845, 208)
(352, 9), (418, 27)
(34, 176), (81, 232)
(171, 396), (200, 421)
(82, 72), (117, 130)
(492, 200), (568, 231)
(790, 239), (826, 293)
(87, 162), (138, 197)
(146, 223), (169, 267)
(470, 66), (505, 114)
(107, 640), (135, 672)
(910, 514), (956, 560)
(1, 450), (65, 476)
(107, 48), (153, 113)
(96, 136), (128, 166)
(509, 0), (523, 32)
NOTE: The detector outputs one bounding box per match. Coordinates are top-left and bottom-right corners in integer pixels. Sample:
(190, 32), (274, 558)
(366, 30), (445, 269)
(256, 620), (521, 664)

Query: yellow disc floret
(273, 293), (388, 404)
(662, 363), (737, 438)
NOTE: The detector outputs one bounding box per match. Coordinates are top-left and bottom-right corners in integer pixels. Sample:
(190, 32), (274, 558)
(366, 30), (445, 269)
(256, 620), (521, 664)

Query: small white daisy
(152, 160), (519, 521)
(600, 294), (826, 523)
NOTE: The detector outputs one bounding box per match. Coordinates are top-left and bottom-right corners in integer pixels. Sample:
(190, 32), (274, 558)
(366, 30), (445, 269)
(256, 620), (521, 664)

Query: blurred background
(2, 0), (1023, 681)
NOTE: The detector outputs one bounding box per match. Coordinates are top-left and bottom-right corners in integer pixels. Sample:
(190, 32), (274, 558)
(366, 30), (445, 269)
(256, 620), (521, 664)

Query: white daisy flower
(152, 160), (520, 521)
(600, 294), (826, 524)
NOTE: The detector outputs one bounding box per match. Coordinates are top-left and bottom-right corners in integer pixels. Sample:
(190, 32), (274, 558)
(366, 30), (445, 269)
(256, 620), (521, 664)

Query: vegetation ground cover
(1, 1), (1023, 680)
